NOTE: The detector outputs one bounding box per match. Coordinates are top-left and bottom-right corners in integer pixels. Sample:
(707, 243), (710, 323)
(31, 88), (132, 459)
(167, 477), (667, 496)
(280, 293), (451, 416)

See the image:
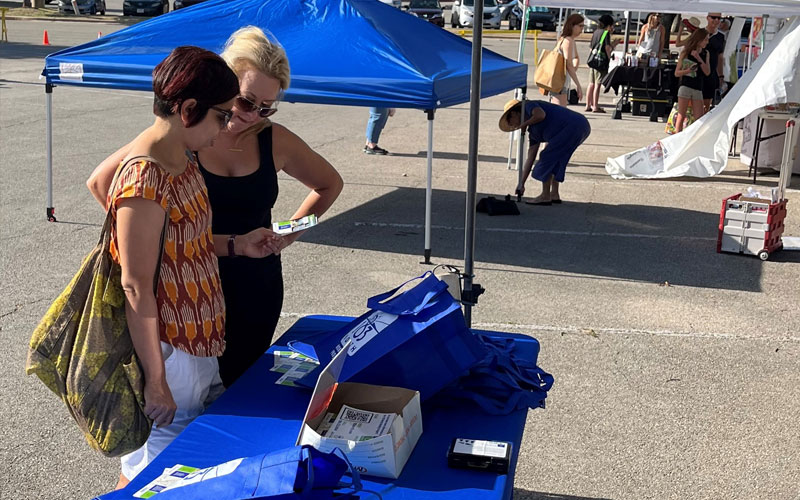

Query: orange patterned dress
(108, 157), (226, 357)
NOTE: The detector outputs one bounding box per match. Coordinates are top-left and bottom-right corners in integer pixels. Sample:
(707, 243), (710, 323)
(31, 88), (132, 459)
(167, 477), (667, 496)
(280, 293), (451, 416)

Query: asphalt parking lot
(1, 16), (799, 500)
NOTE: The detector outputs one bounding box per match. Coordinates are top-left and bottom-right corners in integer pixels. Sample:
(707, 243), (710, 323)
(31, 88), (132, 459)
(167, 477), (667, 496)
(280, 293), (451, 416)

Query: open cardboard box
(296, 343), (423, 479)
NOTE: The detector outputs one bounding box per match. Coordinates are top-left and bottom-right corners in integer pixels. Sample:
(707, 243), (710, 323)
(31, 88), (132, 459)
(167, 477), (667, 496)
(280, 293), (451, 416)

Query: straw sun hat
(498, 99), (523, 132)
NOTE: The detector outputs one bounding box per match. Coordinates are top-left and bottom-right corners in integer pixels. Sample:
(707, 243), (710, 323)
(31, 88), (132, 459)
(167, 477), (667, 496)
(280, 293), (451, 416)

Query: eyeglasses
(210, 106), (233, 128)
(708, 15), (722, 20)
(235, 94), (280, 118)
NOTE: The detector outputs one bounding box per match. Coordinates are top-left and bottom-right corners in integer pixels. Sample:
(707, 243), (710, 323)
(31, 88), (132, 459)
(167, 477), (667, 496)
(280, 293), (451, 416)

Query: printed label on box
(453, 439), (508, 458)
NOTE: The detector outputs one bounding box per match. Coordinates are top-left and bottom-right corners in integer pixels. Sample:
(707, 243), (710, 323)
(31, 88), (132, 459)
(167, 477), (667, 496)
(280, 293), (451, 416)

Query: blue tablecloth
(97, 315), (539, 500)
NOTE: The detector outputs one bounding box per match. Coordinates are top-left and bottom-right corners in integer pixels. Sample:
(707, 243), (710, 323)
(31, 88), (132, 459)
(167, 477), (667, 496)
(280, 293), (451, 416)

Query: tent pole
(509, 5), (531, 171)
(516, 89), (526, 196)
(557, 8), (563, 34)
(463, 0), (485, 328)
(622, 11), (631, 57)
(46, 83), (56, 222)
(422, 109), (434, 265)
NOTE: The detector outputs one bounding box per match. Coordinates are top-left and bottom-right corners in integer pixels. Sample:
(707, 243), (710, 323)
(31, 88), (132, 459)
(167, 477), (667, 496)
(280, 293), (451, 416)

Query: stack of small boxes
(717, 192), (787, 261)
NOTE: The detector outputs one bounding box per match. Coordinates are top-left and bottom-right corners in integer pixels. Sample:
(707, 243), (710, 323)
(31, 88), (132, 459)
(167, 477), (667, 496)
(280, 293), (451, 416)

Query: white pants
(120, 342), (224, 480)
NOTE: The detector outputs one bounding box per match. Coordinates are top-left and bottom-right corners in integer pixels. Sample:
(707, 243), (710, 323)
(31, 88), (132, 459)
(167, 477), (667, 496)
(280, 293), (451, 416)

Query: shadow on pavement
(513, 489), (613, 500)
(0, 41), (72, 60)
(303, 187), (770, 292)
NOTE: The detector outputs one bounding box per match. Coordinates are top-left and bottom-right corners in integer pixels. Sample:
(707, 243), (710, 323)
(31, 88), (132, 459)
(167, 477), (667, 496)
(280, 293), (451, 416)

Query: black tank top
(198, 126), (279, 236)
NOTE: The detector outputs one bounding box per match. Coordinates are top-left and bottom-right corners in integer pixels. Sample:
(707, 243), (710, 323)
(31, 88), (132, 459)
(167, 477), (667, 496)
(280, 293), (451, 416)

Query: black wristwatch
(227, 234), (237, 257)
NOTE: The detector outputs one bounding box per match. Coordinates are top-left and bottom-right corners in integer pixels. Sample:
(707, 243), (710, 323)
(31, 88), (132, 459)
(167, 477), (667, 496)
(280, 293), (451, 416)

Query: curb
(4, 13), (142, 23)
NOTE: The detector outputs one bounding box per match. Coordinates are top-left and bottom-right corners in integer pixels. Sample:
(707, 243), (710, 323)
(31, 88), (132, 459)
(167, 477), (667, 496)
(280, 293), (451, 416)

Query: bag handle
(331, 447), (362, 493)
(366, 271), (448, 316)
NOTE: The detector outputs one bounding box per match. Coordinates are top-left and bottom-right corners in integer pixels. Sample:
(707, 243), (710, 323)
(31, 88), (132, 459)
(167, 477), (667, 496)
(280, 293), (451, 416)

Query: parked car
(508, 3), (556, 31)
(123, 0), (168, 15)
(582, 9), (614, 32)
(450, 0), (501, 29)
(497, 0), (515, 26)
(58, 0), (105, 15)
(406, 0), (444, 27)
(379, 0), (402, 8)
(173, 0), (207, 9)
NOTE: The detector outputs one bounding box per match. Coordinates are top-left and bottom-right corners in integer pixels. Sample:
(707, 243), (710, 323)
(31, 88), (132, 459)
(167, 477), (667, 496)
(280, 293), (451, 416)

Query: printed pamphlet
(325, 405), (397, 442)
(272, 214), (318, 235)
(133, 458), (243, 498)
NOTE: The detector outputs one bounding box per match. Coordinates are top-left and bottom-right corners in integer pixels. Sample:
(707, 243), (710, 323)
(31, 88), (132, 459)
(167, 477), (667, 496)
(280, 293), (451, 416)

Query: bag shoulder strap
(597, 30), (608, 48)
(106, 154), (170, 294)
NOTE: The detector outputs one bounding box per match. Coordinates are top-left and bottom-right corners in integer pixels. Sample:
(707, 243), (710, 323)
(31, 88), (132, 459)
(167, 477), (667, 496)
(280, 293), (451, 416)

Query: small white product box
(296, 345), (423, 479)
(272, 214), (318, 235)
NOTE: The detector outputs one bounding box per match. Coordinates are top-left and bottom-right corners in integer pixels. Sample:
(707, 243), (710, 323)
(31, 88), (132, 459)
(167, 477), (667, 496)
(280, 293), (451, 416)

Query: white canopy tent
(506, 0), (800, 182)
(535, 0), (800, 16)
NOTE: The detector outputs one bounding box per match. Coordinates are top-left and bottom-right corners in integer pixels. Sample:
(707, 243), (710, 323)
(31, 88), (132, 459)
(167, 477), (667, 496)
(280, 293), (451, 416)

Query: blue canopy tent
(42, 0), (527, 269)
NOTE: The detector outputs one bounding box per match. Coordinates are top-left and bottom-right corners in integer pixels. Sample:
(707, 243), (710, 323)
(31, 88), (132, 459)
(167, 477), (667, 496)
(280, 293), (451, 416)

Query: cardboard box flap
(327, 382), (417, 415)
(296, 344), (349, 440)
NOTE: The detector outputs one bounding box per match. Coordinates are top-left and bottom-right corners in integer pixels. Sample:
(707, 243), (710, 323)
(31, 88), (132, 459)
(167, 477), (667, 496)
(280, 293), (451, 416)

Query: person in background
(585, 14), (619, 113)
(499, 99), (590, 205)
(364, 107), (396, 155)
(550, 13), (584, 107)
(701, 12), (726, 112)
(87, 27), (343, 389)
(636, 13), (666, 59)
(105, 46), (239, 489)
(674, 28), (710, 133)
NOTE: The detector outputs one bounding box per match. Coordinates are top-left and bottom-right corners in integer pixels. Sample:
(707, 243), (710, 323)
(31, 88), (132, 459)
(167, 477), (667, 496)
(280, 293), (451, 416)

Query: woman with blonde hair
(88, 26), (343, 388)
(548, 13), (583, 106)
(636, 13), (666, 59)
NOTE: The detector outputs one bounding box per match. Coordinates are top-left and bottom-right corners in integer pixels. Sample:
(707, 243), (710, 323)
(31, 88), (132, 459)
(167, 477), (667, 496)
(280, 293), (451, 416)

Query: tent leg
(46, 83), (56, 222)
(463, 0), (486, 328)
(509, 10), (530, 171)
(507, 130), (515, 169)
(515, 90), (526, 197)
(422, 109), (435, 265)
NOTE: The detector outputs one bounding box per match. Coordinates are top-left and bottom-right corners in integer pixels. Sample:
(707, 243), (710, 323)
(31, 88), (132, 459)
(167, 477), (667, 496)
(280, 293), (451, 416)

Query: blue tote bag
(438, 334), (555, 415)
(292, 272), (489, 401)
(141, 445), (361, 500)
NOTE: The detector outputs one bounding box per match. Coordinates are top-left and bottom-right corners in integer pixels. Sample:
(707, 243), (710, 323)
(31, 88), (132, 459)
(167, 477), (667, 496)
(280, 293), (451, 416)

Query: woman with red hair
(108, 46), (239, 488)
(549, 13), (584, 106)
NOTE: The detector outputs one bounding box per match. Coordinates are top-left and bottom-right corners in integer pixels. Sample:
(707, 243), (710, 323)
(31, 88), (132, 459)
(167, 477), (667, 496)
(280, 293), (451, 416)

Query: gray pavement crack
(0, 298), (48, 320)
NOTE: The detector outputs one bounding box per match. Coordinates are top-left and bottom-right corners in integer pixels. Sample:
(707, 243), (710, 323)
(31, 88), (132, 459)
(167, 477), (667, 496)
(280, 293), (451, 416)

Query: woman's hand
(691, 49), (701, 60)
(144, 376), (177, 428)
(235, 228), (282, 258)
(576, 85), (583, 102)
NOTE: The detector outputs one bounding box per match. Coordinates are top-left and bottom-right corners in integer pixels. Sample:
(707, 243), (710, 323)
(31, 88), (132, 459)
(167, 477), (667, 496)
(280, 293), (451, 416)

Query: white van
(450, 0), (501, 29)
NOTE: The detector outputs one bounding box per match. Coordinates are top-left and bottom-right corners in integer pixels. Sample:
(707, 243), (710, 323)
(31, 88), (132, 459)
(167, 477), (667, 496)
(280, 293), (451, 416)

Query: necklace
(228, 148), (243, 152)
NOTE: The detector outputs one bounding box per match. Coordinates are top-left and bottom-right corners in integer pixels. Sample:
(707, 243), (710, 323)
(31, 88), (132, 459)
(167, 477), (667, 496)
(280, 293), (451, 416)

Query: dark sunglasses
(210, 106), (233, 128)
(708, 15), (722, 20)
(235, 94), (280, 118)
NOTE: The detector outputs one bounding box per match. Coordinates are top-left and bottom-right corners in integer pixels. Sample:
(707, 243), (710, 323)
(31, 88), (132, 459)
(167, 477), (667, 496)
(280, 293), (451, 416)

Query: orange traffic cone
(42, 30), (50, 46)
(97, 31), (102, 39)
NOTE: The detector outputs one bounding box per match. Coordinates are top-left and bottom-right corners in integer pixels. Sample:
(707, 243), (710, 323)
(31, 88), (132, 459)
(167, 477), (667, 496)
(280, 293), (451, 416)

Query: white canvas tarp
(604, 16), (800, 179)
(538, 0), (800, 17)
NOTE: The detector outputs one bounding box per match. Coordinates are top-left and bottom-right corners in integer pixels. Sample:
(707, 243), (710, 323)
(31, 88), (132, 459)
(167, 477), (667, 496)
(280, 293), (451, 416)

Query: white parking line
(471, 321), (800, 343)
(278, 312), (800, 343)
(353, 221), (717, 241)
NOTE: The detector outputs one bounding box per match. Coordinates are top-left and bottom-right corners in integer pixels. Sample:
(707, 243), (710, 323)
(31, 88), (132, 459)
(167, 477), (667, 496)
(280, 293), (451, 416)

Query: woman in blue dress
(499, 99), (591, 205)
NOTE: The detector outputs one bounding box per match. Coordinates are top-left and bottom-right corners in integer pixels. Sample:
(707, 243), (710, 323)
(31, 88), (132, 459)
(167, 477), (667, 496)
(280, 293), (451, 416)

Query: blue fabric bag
(145, 445), (361, 500)
(438, 334), (555, 415)
(291, 272), (489, 401)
